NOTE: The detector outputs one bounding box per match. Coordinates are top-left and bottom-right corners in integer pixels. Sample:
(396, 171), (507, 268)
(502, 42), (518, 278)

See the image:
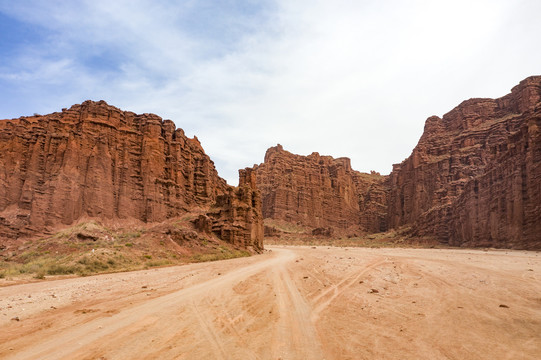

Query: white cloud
(1, 0), (540, 184)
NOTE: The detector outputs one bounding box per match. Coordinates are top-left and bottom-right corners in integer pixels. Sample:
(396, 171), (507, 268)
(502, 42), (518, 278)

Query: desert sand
(1, 246), (540, 359)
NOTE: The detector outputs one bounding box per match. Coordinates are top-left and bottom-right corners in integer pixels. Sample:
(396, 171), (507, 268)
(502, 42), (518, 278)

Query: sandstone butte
(1, 75), (540, 251)
(0, 100), (263, 252)
(254, 75), (541, 250)
(388, 75), (541, 249)
(253, 145), (388, 236)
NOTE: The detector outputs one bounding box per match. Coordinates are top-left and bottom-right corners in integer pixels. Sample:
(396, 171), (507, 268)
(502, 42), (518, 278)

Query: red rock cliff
(388, 76), (541, 249)
(253, 145), (388, 234)
(208, 168), (264, 251)
(0, 100), (263, 250)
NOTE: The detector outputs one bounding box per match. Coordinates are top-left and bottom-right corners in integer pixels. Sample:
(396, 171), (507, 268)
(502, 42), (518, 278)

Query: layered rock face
(253, 145), (388, 234)
(388, 76), (541, 249)
(208, 168), (264, 251)
(254, 76), (540, 249)
(0, 100), (263, 250)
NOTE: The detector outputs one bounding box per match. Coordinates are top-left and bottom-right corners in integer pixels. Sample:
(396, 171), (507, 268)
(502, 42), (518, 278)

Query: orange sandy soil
(0, 246), (540, 359)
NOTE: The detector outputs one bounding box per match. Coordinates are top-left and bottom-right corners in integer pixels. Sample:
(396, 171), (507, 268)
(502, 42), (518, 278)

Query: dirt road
(1, 246), (540, 359)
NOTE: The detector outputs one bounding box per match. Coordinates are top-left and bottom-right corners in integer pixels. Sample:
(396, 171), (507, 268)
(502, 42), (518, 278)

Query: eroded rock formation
(388, 76), (541, 249)
(208, 168), (264, 251)
(254, 76), (540, 249)
(0, 100), (263, 250)
(253, 145), (388, 234)
(2, 76), (539, 250)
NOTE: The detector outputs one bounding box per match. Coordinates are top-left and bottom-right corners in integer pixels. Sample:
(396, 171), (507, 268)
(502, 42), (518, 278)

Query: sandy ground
(0, 246), (540, 360)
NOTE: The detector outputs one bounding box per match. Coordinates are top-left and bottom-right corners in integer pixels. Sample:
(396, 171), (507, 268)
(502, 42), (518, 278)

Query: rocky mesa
(387, 75), (541, 249)
(0, 100), (263, 251)
(1, 76), (540, 251)
(253, 76), (541, 249)
(253, 145), (388, 235)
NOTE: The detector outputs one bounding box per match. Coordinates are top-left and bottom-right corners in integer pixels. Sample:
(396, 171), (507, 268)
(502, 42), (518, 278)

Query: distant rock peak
(253, 145), (388, 235)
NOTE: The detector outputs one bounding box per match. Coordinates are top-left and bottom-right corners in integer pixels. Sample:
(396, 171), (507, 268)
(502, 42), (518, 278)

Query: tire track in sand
(190, 300), (228, 360)
(310, 258), (387, 322)
(3, 249), (297, 360)
(272, 259), (323, 360)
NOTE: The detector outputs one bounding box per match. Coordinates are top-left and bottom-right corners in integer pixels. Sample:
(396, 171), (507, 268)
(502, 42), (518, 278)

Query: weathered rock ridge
(0, 100), (263, 251)
(208, 168), (264, 250)
(253, 145), (388, 235)
(388, 75), (541, 249)
(2, 76), (539, 250)
(254, 76), (540, 249)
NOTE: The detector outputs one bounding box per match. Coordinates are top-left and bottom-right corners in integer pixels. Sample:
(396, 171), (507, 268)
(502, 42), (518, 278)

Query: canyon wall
(254, 76), (540, 249)
(1, 77), (539, 250)
(0, 100), (263, 250)
(253, 145), (388, 234)
(387, 76), (541, 249)
(208, 168), (264, 251)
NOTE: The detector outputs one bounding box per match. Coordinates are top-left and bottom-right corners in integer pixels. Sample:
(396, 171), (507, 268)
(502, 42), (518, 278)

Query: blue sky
(1, 0), (540, 184)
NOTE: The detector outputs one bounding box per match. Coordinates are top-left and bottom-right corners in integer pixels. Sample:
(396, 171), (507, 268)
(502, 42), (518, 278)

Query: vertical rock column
(208, 168), (264, 252)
